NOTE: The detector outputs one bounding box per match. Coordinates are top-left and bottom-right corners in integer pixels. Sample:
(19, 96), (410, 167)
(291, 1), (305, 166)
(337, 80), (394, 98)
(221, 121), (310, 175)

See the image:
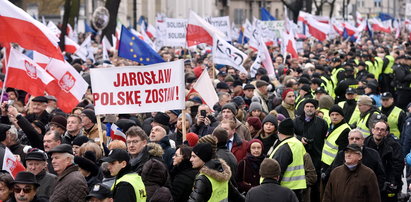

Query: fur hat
(259, 158), (281, 179)
(278, 118), (294, 136)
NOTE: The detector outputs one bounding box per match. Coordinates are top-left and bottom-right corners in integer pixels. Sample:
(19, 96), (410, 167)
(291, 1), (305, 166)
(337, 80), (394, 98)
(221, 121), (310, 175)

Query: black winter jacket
(170, 160), (198, 202)
(245, 178), (298, 202)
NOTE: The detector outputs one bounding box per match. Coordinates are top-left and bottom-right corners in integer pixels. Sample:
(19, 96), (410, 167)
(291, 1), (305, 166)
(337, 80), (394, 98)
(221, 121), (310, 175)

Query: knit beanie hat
(318, 95), (334, 110)
(49, 115), (67, 131)
(259, 158), (281, 178)
(248, 102), (262, 112)
(222, 103), (237, 115)
(262, 114), (278, 129)
(82, 109), (97, 123)
(178, 113), (193, 125)
(303, 98), (319, 109)
(185, 132), (199, 147)
(153, 112), (170, 126)
(192, 143), (213, 163)
(276, 114), (286, 122)
(72, 136), (89, 146)
(357, 95), (373, 106)
(278, 118), (294, 136)
(198, 135), (217, 156)
(329, 105), (344, 116)
(247, 139), (264, 154)
(232, 96), (245, 107)
(247, 117), (262, 131)
(282, 88), (294, 100)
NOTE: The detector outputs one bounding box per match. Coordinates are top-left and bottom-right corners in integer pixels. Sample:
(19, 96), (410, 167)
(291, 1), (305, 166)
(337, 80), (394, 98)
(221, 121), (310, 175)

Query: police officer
(392, 55), (411, 110)
(380, 92), (406, 139)
(269, 118), (307, 201)
(338, 88), (360, 126)
(356, 95), (381, 137)
(102, 149), (146, 202)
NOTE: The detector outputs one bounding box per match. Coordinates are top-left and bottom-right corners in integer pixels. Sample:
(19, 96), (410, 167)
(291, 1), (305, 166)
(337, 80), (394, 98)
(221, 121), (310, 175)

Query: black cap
(85, 184), (112, 200)
(102, 149), (130, 163)
(243, 84), (255, 90)
(31, 96), (48, 103)
(25, 149), (47, 161)
(381, 92), (393, 99)
(300, 84), (311, 93)
(48, 144), (73, 155)
(303, 98), (318, 109)
(12, 171), (40, 187)
(346, 87), (356, 94)
(153, 112), (170, 126)
(216, 82), (230, 90)
(331, 57), (341, 63)
(344, 144), (362, 153)
(0, 124), (11, 142)
(315, 87), (327, 94)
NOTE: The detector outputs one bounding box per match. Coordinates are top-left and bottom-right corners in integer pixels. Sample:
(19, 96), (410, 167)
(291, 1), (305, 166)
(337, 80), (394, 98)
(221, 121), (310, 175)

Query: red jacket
(231, 133), (248, 162)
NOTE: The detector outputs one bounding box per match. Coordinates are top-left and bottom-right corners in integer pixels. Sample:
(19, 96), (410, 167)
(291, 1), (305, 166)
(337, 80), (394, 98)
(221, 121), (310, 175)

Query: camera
(200, 110), (207, 117)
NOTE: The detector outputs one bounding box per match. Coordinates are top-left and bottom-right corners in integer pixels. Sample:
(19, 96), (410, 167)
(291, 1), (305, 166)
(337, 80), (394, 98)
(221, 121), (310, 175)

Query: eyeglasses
(13, 187), (32, 194)
(373, 127), (386, 132)
(126, 140), (141, 145)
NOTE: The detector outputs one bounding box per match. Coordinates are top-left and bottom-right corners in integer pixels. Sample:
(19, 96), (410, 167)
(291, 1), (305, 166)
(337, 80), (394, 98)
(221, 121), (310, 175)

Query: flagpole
(96, 114), (105, 155)
(212, 64), (216, 80)
(0, 45), (11, 105)
(182, 109), (187, 142)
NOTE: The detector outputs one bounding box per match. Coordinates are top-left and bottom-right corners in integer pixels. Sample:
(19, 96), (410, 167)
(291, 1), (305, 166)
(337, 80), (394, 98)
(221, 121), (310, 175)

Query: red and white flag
(2, 147), (25, 178)
(0, 0), (63, 60)
(370, 19), (391, 33)
(306, 16), (329, 41)
(7, 47), (55, 96)
(64, 36), (80, 54)
(44, 58), (88, 112)
(146, 24), (156, 39)
(110, 123), (126, 142)
(284, 31), (298, 59)
(189, 69), (218, 110)
(186, 11), (225, 47)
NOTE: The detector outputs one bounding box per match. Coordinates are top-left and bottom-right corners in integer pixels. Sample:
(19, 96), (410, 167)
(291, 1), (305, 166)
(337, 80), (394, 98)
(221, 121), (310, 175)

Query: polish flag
(370, 19), (391, 33)
(146, 24), (156, 39)
(342, 23), (358, 36)
(2, 147), (25, 179)
(33, 51), (50, 69)
(285, 32), (298, 59)
(6, 47), (55, 96)
(190, 69), (218, 110)
(37, 54), (88, 112)
(186, 11), (226, 47)
(306, 16), (329, 41)
(64, 36), (80, 54)
(110, 123), (126, 142)
(0, 0), (63, 60)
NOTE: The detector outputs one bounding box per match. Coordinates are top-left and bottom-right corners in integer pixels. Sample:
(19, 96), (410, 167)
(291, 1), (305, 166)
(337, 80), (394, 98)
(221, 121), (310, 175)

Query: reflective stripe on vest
(337, 101), (360, 125)
(268, 137), (307, 190)
(381, 106), (402, 138)
(320, 108), (331, 125)
(295, 97), (307, 111)
(112, 173), (147, 201)
(374, 57), (384, 80)
(331, 67), (344, 87)
(384, 55), (395, 74)
(200, 173), (228, 202)
(357, 112), (378, 137)
(365, 61), (375, 75)
(321, 123), (351, 165)
(321, 76), (335, 98)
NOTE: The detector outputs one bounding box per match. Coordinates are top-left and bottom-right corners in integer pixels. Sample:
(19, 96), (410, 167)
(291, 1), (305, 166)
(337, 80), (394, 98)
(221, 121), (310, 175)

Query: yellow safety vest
(321, 123), (351, 165)
(112, 173), (147, 201)
(295, 96), (307, 111)
(383, 55), (395, 74)
(321, 76), (335, 98)
(357, 111), (379, 137)
(268, 137), (307, 190)
(374, 57), (384, 80)
(331, 67), (344, 87)
(338, 101), (361, 126)
(320, 108), (331, 125)
(200, 173), (228, 202)
(380, 106), (403, 138)
(365, 61), (375, 76)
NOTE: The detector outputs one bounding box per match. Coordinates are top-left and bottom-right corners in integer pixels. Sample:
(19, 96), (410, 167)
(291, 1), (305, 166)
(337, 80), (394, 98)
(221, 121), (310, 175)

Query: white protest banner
(212, 34), (247, 73)
(164, 18), (187, 47)
(206, 16), (231, 41)
(90, 60), (185, 115)
(258, 20), (285, 39)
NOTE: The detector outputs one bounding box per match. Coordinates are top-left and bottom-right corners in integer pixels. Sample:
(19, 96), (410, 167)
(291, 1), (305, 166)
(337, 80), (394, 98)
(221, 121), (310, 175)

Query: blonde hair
(108, 140), (127, 150)
(79, 142), (103, 160)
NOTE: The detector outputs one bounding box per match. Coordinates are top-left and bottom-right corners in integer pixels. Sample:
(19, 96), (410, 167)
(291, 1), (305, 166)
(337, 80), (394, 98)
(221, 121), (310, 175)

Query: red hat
(247, 139), (264, 154)
(246, 117), (262, 131)
(282, 88), (294, 100)
(186, 132), (199, 147)
(193, 66), (203, 78)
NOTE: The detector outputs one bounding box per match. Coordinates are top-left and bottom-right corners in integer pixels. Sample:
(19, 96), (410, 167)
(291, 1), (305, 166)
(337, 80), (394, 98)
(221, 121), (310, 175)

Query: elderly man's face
(51, 153), (71, 176)
(13, 184), (36, 202)
(357, 103), (371, 113)
(304, 103), (316, 117)
(150, 126), (166, 142)
(26, 160), (47, 175)
(344, 150), (362, 166)
(348, 132), (365, 146)
(30, 102), (46, 114)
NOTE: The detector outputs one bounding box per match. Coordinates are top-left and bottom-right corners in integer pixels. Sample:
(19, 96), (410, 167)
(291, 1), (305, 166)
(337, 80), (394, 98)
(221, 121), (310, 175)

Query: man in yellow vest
(338, 87), (360, 126)
(356, 95), (381, 137)
(380, 92), (406, 139)
(269, 118), (306, 201)
(321, 105), (351, 168)
(103, 149), (147, 202)
(189, 143), (231, 201)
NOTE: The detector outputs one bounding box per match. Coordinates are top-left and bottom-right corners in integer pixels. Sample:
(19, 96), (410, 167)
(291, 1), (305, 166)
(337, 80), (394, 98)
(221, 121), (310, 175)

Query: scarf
(282, 101), (295, 119)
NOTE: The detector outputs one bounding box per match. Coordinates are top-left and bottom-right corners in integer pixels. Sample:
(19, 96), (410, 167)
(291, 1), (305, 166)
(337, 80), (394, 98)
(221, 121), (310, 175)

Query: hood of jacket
(200, 158), (231, 182)
(147, 142), (164, 157)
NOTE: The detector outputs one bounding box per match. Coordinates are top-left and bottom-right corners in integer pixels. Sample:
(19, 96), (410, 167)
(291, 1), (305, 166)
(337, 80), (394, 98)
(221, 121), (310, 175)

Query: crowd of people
(0, 19), (410, 202)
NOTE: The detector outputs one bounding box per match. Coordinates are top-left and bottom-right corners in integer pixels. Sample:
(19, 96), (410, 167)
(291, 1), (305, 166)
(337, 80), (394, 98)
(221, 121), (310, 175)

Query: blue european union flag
(260, 8), (276, 21)
(118, 26), (165, 65)
(378, 12), (394, 21)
